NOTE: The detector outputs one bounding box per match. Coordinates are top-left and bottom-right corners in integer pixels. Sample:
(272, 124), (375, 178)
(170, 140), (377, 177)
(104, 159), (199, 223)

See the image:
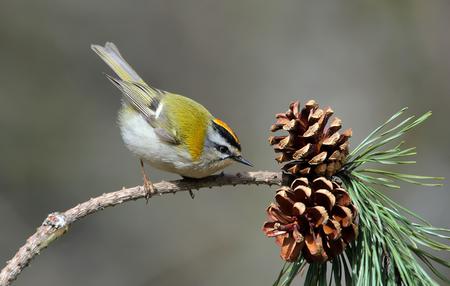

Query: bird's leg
(140, 159), (155, 203)
(181, 176), (196, 199)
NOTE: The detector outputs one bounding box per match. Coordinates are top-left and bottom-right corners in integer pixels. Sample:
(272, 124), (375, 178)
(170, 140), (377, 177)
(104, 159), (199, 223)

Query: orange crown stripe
(213, 118), (240, 144)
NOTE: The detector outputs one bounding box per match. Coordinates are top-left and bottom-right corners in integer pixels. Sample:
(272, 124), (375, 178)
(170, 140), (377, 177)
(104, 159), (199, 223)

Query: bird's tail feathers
(91, 42), (144, 83)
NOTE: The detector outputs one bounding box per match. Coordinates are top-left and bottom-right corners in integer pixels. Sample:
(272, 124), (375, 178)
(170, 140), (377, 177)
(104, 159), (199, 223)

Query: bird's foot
(143, 177), (156, 204)
(140, 159), (156, 204)
(181, 176), (196, 200)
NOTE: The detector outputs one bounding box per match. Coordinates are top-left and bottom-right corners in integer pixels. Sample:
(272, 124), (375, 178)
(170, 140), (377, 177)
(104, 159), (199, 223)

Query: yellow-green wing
(107, 76), (181, 144)
(92, 42), (181, 144)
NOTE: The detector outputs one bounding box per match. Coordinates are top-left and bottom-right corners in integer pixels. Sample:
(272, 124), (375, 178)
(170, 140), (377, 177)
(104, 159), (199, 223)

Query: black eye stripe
(212, 121), (241, 151)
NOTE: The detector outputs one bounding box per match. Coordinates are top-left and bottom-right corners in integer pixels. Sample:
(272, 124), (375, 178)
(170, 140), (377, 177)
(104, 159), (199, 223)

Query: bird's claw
(143, 179), (155, 204)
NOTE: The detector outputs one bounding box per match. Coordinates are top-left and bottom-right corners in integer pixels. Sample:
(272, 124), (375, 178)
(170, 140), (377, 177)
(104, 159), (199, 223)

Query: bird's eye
(217, 145), (229, 154)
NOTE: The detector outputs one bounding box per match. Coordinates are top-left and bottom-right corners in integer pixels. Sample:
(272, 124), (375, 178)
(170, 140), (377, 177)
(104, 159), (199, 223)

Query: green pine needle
(272, 108), (449, 286)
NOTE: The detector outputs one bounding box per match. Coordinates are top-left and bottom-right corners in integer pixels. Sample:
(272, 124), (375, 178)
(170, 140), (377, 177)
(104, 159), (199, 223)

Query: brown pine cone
(269, 100), (351, 177)
(262, 177), (358, 262)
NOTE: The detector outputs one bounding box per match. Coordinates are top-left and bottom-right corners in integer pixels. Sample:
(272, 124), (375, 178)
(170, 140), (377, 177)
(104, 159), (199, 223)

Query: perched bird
(91, 42), (252, 198)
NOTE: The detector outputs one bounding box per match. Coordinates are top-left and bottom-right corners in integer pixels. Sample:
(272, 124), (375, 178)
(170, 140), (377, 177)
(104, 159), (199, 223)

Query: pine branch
(271, 107), (449, 286)
(0, 171), (281, 286)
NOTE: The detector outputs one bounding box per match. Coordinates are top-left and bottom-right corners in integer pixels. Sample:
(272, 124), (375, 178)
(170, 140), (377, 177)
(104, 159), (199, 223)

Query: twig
(0, 171), (281, 286)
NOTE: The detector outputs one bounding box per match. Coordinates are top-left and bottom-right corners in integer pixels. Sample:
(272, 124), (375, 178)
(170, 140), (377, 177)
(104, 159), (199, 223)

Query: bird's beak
(233, 156), (253, 167)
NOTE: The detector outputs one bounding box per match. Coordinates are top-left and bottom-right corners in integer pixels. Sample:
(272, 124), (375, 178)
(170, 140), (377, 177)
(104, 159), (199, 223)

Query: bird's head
(202, 118), (252, 170)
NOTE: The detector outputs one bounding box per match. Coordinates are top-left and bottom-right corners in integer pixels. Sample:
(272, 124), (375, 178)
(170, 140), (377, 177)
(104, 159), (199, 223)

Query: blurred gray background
(1, 1), (449, 285)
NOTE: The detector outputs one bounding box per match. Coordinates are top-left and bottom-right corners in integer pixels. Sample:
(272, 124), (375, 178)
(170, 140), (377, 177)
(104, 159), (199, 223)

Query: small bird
(91, 42), (252, 198)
